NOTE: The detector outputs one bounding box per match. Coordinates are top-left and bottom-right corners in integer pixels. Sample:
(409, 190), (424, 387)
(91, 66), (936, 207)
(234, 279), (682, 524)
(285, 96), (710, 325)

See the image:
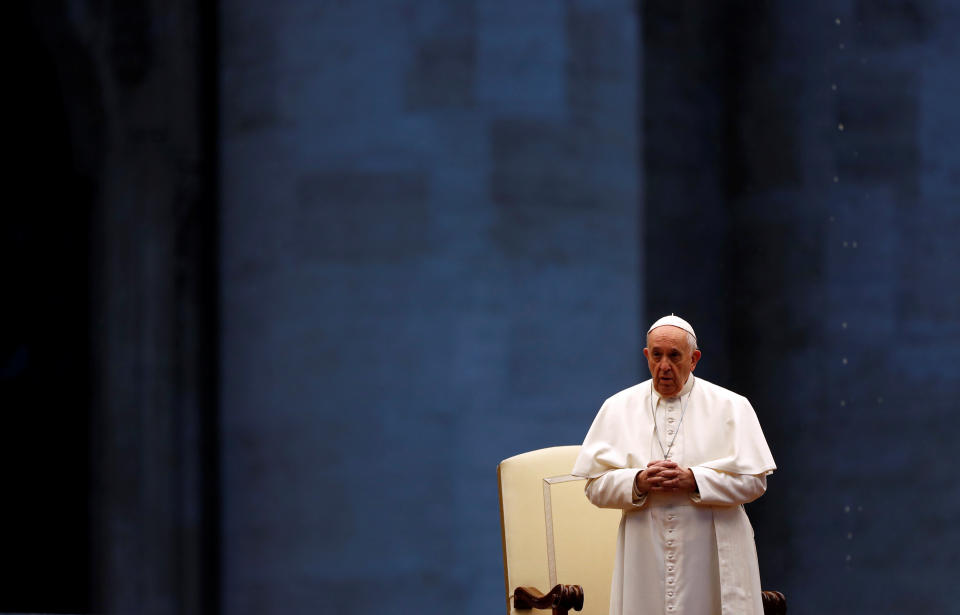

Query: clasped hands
(635, 459), (697, 494)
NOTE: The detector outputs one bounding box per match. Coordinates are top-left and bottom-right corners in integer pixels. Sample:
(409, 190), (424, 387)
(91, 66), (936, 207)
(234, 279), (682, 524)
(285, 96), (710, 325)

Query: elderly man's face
(643, 325), (701, 397)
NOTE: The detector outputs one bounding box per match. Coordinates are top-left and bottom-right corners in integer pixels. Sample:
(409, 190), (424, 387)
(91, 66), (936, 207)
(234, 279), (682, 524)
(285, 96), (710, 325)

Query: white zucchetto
(647, 314), (697, 340)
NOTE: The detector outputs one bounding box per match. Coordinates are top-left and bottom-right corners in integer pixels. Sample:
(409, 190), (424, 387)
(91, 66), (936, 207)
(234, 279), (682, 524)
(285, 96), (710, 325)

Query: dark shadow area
(2, 3), (94, 612)
(4, 2), (220, 613)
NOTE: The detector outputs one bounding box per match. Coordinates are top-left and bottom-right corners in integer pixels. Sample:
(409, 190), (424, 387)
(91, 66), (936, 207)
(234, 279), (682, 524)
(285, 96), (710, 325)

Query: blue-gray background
(3, 1), (958, 614)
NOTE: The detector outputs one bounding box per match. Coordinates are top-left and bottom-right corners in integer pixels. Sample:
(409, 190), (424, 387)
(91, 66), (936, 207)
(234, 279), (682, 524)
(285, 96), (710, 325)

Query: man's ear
(690, 350), (702, 370)
(642, 347), (650, 359)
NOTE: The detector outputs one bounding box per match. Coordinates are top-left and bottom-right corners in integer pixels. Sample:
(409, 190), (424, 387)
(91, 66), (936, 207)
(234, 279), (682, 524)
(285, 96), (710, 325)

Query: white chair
(498, 446), (620, 615)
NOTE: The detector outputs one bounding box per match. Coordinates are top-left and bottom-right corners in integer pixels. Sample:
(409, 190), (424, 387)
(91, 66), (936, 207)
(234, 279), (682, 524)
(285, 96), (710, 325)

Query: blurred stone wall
(8, 2), (958, 614)
(218, 1), (641, 614)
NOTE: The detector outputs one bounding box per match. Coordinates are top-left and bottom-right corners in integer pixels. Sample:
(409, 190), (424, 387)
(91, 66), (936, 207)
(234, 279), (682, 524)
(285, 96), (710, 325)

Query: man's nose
(659, 359), (672, 371)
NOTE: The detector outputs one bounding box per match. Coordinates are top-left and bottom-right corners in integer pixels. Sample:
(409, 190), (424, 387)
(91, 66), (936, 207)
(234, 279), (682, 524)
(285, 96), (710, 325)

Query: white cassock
(572, 376), (776, 615)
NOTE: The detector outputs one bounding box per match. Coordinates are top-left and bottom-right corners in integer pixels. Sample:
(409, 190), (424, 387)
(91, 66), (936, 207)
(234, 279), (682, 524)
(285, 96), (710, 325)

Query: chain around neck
(650, 376), (695, 460)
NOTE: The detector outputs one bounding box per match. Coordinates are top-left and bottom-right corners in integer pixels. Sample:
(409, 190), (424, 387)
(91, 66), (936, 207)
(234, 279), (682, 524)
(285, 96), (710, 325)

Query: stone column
(31, 2), (221, 613)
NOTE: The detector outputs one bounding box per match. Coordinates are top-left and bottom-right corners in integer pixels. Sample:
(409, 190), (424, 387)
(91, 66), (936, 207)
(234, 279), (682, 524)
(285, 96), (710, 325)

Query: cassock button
(667, 577), (675, 584)
(667, 591), (675, 597)
(666, 430), (675, 435)
(666, 540), (674, 546)
(667, 417), (676, 424)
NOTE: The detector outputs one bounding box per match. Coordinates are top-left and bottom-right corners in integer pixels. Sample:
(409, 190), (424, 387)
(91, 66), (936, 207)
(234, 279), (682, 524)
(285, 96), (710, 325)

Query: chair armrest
(514, 584), (584, 615)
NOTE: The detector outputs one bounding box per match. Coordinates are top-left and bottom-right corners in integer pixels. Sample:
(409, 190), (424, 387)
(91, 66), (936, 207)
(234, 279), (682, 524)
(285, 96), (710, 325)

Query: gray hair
(646, 330), (699, 352)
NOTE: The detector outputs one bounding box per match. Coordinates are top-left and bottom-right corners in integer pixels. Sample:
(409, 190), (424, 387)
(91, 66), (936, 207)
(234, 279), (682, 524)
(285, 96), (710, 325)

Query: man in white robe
(572, 315), (776, 615)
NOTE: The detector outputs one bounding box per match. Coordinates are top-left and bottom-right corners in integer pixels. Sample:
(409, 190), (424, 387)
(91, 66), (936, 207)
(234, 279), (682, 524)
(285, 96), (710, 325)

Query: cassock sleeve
(689, 467), (767, 506)
(584, 469), (648, 510)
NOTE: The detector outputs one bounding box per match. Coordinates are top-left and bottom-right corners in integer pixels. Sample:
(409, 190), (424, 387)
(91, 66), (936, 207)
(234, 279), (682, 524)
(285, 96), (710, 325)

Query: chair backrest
(498, 446), (621, 615)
